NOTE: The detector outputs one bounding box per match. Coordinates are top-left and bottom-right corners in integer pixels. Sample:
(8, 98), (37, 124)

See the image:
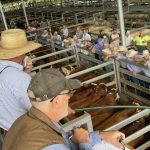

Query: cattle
(70, 83), (99, 103)
(89, 89), (119, 128)
(32, 47), (58, 69)
(95, 108), (138, 131)
(122, 117), (145, 148)
(70, 83), (107, 109)
(68, 83), (107, 120)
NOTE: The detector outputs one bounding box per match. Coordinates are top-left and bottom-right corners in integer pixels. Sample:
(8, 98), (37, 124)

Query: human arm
(79, 130), (125, 149)
(92, 47), (103, 55)
(42, 128), (92, 150)
(100, 130), (125, 149)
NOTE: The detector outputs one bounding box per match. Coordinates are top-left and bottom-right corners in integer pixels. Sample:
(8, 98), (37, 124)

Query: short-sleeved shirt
(125, 35), (133, 47)
(133, 35), (150, 46)
(93, 44), (104, 60)
(82, 33), (91, 41)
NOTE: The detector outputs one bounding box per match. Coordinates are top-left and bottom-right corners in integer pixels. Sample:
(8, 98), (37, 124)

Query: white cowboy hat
(0, 29), (41, 59)
(142, 50), (149, 55)
(118, 46), (127, 52)
(126, 49), (138, 57)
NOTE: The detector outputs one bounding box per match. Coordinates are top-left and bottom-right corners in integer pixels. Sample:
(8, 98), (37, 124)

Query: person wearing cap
(141, 50), (150, 78)
(139, 50), (150, 98)
(116, 46), (128, 69)
(92, 38), (104, 61)
(126, 49), (144, 96)
(109, 28), (120, 48)
(0, 29), (41, 131)
(132, 30), (150, 53)
(97, 29), (109, 47)
(3, 68), (125, 150)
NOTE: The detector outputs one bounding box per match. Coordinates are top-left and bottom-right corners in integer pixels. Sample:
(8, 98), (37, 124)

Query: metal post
(61, 13), (64, 22)
(127, 0), (130, 12)
(75, 14), (78, 24)
(113, 59), (121, 93)
(73, 0), (75, 7)
(117, 0), (126, 46)
(102, 0), (105, 12)
(0, 1), (8, 29)
(47, 20), (55, 52)
(21, 0), (29, 26)
(73, 46), (80, 67)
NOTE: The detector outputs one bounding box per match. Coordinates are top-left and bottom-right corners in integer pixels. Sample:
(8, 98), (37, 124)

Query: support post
(117, 0), (126, 46)
(21, 0), (29, 26)
(0, 1), (8, 29)
(75, 14), (78, 24)
(127, 0), (130, 12)
(47, 20), (55, 52)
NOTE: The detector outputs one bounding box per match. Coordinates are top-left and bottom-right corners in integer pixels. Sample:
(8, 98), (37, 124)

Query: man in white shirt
(62, 24), (69, 39)
(0, 29), (41, 131)
(82, 29), (91, 42)
(125, 31), (133, 48)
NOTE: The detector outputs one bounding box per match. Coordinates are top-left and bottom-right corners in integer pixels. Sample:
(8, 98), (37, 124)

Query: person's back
(0, 29), (41, 131)
(3, 107), (66, 150)
(0, 60), (31, 130)
(3, 68), (125, 150)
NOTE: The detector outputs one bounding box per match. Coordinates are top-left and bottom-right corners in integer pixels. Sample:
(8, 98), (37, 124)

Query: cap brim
(0, 41), (42, 59)
(66, 79), (82, 90)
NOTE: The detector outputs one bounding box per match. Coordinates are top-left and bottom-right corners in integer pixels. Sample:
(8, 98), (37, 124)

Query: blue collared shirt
(42, 123), (101, 150)
(93, 44), (104, 61)
(0, 60), (32, 130)
(142, 59), (150, 77)
(127, 58), (142, 73)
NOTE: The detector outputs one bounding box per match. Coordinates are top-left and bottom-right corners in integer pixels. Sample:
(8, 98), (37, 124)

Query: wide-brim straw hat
(142, 50), (150, 56)
(126, 49), (138, 57)
(118, 46), (127, 52)
(0, 29), (42, 59)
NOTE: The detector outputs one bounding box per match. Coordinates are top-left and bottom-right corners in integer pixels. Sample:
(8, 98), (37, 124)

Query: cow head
(99, 83), (107, 93)
(107, 88), (120, 101)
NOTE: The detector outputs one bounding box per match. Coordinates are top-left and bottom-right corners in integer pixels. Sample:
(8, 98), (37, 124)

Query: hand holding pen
(69, 127), (89, 144)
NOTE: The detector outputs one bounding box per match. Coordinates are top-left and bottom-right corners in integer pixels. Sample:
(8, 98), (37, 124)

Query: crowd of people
(8, 19), (150, 98)
(0, 18), (149, 149)
(0, 29), (128, 150)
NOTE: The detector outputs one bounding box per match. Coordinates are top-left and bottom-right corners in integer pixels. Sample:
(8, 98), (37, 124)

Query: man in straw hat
(126, 49), (144, 96)
(0, 29), (41, 131)
(141, 50), (150, 78)
(139, 50), (150, 98)
(3, 68), (125, 150)
(116, 46), (128, 69)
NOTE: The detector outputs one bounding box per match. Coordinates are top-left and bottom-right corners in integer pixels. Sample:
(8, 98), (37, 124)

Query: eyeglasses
(58, 90), (76, 97)
(50, 90), (76, 102)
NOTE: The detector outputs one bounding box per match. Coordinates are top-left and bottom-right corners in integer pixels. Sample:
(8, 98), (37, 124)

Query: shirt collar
(0, 60), (23, 71)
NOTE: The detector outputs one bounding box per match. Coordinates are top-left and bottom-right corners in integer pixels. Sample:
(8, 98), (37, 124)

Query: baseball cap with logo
(28, 68), (82, 102)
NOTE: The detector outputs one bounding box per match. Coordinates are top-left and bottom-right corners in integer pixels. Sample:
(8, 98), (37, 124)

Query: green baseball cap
(28, 68), (82, 102)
